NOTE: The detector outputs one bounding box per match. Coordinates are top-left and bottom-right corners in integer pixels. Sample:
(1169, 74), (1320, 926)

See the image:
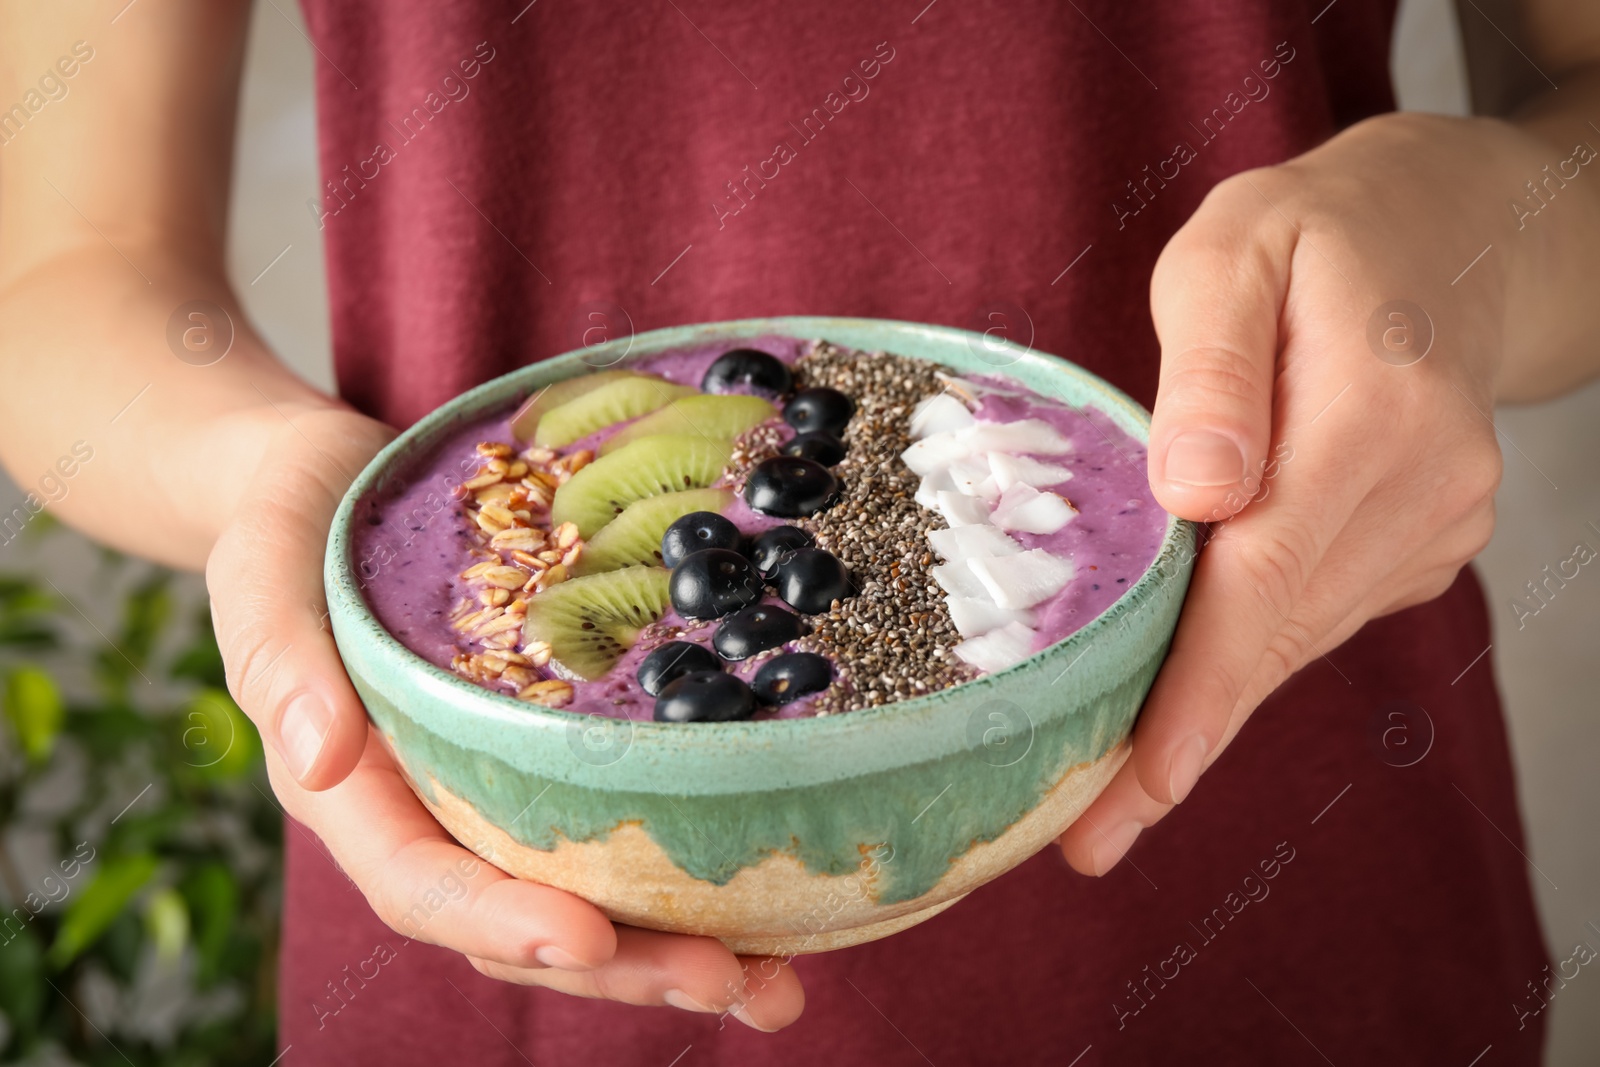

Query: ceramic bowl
(325, 317), (1194, 955)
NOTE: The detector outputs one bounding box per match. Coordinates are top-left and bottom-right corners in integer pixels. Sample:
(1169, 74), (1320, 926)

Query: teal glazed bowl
(325, 317), (1195, 955)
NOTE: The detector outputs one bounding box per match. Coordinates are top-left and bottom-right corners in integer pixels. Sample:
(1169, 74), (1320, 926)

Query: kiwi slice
(575, 487), (734, 575)
(598, 394), (777, 456)
(522, 566), (672, 681)
(534, 377), (697, 448)
(551, 434), (735, 538)
(509, 369), (638, 443)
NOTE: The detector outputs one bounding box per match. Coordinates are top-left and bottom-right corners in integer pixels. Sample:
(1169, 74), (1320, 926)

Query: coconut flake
(914, 466), (955, 511)
(910, 393), (977, 438)
(953, 620), (1037, 672)
(965, 419), (1073, 456)
(930, 561), (986, 598)
(947, 455), (998, 502)
(901, 431), (974, 476)
(927, 525), (1024, 561)
(946, 595), (1037, 638)
(935, 490), (990, 528)
(991, 483), (1077, 535)
(989, 452), (1074, 492)
(968, 549), (1076, 609)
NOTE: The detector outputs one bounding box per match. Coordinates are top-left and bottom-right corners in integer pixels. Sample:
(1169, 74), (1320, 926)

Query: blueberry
(669, 548), (764, 619)
(780, 432), (846, 467)
(783, 387), (853, 436)
(636, 641), (721, 696)
(654, 671), (757, 723)
(749, 525), (814, 579)
(774, 547), (853, 614)
(744, 456), (839, 517)
(751, 652), (832, 706)
(701, 348), (792, 398)
(660, 510), (742, 569)
(712, 605), (804, 661)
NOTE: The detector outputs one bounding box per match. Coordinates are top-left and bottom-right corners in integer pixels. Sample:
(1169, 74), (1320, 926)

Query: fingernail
(1091, 821), (1141, 876)
(663, 989), (714, 1013)
(535, 945), (588, 971)
(1165, 431), (1245, 488)
(729, 1003), (777, 1032)
(1168, 734), (1209, 804)
(278, 693), (332, 780)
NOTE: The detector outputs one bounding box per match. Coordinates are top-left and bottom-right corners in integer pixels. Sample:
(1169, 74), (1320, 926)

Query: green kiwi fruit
(534, 377), (697, 448)
(599, 395), (777, 455)
(550, 434), (734, 538)
(521, 566), (672, 681)
(509, 369), (638, 443)
(574, 487), (734, 575)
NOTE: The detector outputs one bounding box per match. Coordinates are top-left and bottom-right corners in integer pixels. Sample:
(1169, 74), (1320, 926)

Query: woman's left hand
(1056, 111), (1581, 874)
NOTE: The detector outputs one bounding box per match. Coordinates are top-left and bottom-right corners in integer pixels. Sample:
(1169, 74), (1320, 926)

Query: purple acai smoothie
(352, 338), (1166, 722)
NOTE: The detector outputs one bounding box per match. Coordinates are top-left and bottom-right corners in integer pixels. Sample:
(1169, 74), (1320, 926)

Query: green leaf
(0, 577), (51, 615)
(143, 887), (190, 961)
(180, 863), (237, 985)
(118, 573), (172, 667)
(0, 618), (58, 650)
(62, 703), (156, 760)
(21, 510), (58, 540)
(46, 853), (158, 969)
(4, 666), (64, 765)
(0, 924), (45, 1043)
(180, 689), (261, 780)
(170, 605), (228, 689)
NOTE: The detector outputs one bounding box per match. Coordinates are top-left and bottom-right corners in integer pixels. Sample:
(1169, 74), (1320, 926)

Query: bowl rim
(325, 315), (1192, 747)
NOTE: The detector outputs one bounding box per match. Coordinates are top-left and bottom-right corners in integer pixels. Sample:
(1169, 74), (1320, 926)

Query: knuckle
(1162, 348), (1272, 413)
(1431, 441), (1501, 524)
(1236, 529), (1315, 616)
(1255, 633), (1305, 693)
(467, 887), (541, 966)
(220, 625), (289, 716)
(369, 843), (442, 942)
(371, 889), (426, 943)
(586, 963), (623, 1002)
(1398, 569), (1458, 612)
(467, 956), (541, 987)
(1425, 568), (1459, 602)
(1455, 501), (1497, 563)
(1465, 441), (1504, 503)
(1469, 514), (1496, 559)
(1208, 166), (1290, 213)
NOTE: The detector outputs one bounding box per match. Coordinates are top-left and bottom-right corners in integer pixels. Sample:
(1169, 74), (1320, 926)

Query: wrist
(169, 399), (395, 553)
(1305, 111), (1591, 402)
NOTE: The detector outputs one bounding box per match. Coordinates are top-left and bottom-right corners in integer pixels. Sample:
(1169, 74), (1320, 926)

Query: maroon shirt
(286, 1), (1550, 1061)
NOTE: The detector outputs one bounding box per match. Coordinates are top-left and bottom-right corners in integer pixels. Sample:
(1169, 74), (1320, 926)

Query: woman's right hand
(205, 404), (805, 1030)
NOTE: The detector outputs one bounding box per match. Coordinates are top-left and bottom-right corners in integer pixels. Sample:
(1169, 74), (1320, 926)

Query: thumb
(1146, 173), (1293, 521)
(206, 414), (392, 791)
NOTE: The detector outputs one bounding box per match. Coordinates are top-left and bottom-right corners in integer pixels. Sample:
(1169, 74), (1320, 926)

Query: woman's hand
(205, 405), (804, 1029)
(1056, 112), (1580, 875)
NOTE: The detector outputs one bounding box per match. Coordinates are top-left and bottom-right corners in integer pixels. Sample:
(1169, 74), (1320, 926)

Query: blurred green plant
(0, 537), (281, 1066)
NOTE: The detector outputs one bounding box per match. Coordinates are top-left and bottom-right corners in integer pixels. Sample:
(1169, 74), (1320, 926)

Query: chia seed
(785, 342), (977, 715)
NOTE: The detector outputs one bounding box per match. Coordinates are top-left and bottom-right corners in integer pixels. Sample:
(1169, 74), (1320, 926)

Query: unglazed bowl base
(408, 740), (1128, 955)
(723, 894), (968, 955)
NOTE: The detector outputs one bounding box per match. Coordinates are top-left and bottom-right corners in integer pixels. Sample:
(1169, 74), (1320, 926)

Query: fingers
(269, 735), (619, 972)
(1058, 757), (1172, 877)
(1147, 172), (1297, 520)
(208, 418), (389, 790)
(1128, 479), (1347, 808)
(1071, 492), (1481, 873)
(469, 928), (806, 1031)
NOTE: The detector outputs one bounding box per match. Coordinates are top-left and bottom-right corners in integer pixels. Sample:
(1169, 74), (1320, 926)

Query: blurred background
(1, 0), (1596, 1062)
